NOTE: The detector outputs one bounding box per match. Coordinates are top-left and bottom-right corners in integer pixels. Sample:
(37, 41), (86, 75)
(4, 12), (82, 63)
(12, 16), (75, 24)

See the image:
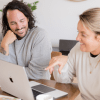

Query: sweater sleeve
(25, 29), (52, 80)
(0, 52), (10, 62)
(53, 42), (79, 83)
(0, 34), (10, 62)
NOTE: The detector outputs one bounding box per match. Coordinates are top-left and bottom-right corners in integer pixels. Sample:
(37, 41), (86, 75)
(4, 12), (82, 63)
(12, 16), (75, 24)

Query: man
(0, 0), (52, 80)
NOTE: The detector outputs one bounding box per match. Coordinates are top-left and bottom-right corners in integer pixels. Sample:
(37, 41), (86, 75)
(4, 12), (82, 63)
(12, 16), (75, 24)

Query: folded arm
(0, 30), (17, 55)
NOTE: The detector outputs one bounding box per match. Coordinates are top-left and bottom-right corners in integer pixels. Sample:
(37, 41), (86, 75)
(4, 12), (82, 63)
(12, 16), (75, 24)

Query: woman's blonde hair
(79, 8), (100, 35)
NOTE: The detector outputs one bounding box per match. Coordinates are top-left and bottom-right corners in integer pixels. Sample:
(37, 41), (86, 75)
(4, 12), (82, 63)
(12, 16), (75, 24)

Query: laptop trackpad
(31, 84), (55, 93)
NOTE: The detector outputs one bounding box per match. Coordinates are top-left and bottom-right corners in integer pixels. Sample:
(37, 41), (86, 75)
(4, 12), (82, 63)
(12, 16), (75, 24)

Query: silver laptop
(0, 60), (68, 100)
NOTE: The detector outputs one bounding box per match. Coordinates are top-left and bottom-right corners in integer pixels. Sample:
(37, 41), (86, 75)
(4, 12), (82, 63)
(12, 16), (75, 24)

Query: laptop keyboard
(31, 84), (55, 93)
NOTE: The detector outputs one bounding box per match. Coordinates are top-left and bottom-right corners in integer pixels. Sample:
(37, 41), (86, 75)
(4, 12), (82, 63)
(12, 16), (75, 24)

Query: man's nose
(16, 23), (22, 30)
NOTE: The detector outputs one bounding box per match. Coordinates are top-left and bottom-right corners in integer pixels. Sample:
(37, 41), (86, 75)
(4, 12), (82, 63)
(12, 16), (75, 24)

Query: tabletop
(0, 79), (80, 100)
(35, 79), (80, 100)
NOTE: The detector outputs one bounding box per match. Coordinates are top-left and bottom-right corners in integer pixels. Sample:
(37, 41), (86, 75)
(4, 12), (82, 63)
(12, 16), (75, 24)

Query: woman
(45, 8), (100, 100)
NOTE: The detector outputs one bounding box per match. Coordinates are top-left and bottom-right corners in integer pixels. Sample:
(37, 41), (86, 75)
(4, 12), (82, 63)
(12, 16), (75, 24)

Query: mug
(36, 94), (54, 100)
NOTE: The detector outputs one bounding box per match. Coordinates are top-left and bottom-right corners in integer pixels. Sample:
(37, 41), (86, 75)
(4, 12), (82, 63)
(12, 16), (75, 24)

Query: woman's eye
(82, 33), (86, 37)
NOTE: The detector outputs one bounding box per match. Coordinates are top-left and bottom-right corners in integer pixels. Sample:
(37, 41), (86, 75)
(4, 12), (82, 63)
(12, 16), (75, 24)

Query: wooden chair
(51, 51), (62, 58)
(51, 51), (62, 80)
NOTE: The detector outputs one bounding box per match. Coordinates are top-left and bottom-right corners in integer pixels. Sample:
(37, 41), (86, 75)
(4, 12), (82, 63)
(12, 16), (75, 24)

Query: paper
(36, 94), (53, 100)
(0, 95), (21, 100)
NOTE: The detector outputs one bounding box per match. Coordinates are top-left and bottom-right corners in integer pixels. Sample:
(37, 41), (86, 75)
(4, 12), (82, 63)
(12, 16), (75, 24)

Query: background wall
(0, 0), (100, 47)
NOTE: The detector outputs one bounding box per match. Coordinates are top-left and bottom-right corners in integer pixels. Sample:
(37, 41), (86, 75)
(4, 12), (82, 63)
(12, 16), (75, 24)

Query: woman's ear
(97, 35), (100, 42)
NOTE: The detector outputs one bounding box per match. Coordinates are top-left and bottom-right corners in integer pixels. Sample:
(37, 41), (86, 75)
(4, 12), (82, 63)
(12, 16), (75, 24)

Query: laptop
(0, 60), (68, 100)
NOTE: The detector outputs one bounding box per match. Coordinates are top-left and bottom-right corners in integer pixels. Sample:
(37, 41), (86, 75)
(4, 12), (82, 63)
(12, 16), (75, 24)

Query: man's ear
(27, 18), (29, 22)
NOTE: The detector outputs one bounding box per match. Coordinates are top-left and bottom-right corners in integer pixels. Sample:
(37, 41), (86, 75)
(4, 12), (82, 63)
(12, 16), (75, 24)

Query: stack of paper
(0, 95), (21, 100)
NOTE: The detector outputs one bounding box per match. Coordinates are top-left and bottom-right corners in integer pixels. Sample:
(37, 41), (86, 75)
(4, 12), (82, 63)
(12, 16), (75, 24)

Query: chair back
(59, 39), (78, 55)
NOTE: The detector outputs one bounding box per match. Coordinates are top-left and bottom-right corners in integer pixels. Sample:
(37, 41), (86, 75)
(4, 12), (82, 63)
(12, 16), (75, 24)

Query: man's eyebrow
(10, 21), (16, 24)
(20, 18), (25, 21)
(10, 18), (25, 24)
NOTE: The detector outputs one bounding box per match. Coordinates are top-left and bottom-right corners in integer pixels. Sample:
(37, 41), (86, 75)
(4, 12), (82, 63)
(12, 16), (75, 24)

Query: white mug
(36, 94), (53, 100)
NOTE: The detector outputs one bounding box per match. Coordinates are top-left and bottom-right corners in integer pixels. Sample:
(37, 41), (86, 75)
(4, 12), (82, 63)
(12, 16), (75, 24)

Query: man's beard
(15, 34), (26, 40)
(14, 27), (28, 40)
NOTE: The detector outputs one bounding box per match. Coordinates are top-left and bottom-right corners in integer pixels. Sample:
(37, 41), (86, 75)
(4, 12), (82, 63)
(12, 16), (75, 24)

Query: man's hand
(0, 30), (17, 55)
(45, 55), (68, 74)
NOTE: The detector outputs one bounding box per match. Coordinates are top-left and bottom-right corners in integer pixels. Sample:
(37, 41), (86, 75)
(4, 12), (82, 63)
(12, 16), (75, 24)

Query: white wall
(25, 0), (100, 47)
(0, 0), (100, 47)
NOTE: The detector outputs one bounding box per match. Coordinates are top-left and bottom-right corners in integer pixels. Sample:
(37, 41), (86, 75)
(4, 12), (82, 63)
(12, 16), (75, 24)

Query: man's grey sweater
(0, 27), (52, 80)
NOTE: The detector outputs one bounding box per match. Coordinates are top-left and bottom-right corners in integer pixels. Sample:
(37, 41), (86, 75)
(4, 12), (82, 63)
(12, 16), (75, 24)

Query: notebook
(0, 60), (68, 100)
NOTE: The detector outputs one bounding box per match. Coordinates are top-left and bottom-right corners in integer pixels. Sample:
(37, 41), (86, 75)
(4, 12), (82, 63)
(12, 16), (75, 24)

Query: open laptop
(0, 60), (68, 100)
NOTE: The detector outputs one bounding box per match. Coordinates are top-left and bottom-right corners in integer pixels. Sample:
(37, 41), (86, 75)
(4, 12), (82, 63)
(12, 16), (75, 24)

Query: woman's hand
(45, 55), (68, 74)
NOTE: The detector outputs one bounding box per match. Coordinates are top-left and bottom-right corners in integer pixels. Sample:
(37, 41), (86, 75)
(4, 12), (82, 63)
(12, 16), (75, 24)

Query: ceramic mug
(36, 94), (54, 100)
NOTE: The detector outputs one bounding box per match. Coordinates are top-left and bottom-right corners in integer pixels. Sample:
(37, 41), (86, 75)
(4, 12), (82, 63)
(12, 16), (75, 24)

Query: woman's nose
(76, 33), (81, 41)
